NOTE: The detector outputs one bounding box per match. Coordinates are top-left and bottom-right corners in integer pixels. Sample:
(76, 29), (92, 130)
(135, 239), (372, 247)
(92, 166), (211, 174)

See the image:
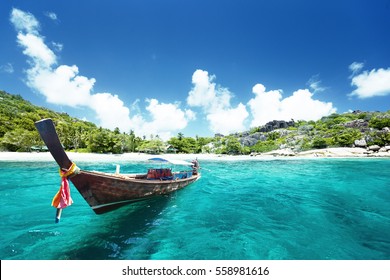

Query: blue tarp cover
(148, 157), (193, 166)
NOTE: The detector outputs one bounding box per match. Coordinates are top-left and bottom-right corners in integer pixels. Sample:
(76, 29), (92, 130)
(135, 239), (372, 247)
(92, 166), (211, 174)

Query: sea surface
(0, 158), (389, 260)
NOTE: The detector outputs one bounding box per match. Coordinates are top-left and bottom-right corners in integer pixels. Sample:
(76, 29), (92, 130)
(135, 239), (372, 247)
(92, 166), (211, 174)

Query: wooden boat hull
(70, 171), (200, 214)
(34, 118), (201, 216)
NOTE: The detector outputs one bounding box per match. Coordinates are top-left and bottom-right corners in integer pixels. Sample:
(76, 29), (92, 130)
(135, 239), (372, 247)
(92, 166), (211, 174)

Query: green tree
(195, 136), (213, 153)
(311, 136), (328, 149)
(332, 128), (362, 147)
(177, 132), (184, 141)
(369, 115), (390, 129)
(168, 136), (197, 153)
(251, 140), (278, 153)
(1, 128), (41, 151)
(366, 131), (390, 146)
(180, 137), (197, 153)
(225, 136), (243, 154)
(125, 130), (137, 152)
(87, 128), (122, 153)
(137, 138), (165, 154)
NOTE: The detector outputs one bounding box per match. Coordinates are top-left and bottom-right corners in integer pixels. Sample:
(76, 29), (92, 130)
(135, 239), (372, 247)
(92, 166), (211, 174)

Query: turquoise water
(0, 158), (389, 260)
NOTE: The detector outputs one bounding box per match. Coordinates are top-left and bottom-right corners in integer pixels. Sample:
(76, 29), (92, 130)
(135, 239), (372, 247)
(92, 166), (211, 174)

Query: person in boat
(191, 158), (199, 175)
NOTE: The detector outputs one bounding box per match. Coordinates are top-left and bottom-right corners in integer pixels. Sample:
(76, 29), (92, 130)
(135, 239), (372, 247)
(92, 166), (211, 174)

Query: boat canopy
(148, 157), (193, 166)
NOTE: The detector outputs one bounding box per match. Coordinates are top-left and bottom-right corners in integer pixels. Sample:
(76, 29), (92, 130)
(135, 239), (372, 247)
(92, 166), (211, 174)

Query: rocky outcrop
(238, 120), (295, 147)
(343, 119), (369, 130)
(365, 145), (390, 157)
(354, 139), (367, 148)
(263, 148), (296, 157)
(259, 120), (295, 132)
(368, 145), (381, 152)
(239, 132), (267, 146)
(232, 112), (389, 155)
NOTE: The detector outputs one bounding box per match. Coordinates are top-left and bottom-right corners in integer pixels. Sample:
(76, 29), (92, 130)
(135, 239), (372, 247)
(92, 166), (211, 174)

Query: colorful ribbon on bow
(51, 162), (79, 222)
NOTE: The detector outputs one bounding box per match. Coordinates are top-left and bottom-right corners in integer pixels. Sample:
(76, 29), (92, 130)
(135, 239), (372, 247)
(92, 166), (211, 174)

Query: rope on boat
(51, 162), (80, 223)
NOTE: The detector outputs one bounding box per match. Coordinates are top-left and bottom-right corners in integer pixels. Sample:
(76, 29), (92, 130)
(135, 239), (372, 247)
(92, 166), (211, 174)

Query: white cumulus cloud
(27, 65), (95, 106)
(131, 99), (195, 140)
(187, 69), (248, 135)
(17, 33), (57, 67)
(10, 8), (40, 34)
(206, 104), (249, 135)
(248, 84), (336, 127)
(10, 8), (193, 137)
(90, 93), (131, 130)
(349, 66), (390, 99)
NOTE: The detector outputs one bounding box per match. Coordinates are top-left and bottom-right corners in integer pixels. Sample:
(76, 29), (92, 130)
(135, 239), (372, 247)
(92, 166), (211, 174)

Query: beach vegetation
(137, 137), (165, 154)
(2, 128), (41, 152)
(331, 128), (362, 147)
(168, 135), (198, 154)
(311, 136), (328, 149)
(369, 115), (390, 129)
(0, 91), (143, 154)
(223, 136), (245, 155)
(194, 136), (213, 153)
(366, 130), (390, 146)
(251, 140), (279, 153)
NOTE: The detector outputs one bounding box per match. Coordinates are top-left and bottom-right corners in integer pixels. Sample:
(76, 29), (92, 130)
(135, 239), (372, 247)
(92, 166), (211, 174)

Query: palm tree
(178, 132), (184, 141)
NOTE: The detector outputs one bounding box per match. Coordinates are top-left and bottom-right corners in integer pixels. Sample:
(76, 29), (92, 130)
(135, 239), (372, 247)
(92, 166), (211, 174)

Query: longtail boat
(35, 119), (200, 220)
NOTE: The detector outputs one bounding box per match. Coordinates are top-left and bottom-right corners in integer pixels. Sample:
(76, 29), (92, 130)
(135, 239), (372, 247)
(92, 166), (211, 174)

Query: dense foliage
(1, 90), (389, 154)
(0, 91), (141, 153)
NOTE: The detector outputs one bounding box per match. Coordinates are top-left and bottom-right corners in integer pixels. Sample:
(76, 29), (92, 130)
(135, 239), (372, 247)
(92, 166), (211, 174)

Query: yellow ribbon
(59, 162), (79, 178)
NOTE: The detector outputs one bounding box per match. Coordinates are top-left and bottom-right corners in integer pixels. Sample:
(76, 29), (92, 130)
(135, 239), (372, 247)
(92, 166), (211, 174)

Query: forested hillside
(0, 90), (141, 153)
(1, 90), (389, 154)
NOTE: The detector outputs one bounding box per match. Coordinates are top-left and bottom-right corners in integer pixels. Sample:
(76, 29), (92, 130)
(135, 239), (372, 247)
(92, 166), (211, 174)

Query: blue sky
(1, 0), (390, 139)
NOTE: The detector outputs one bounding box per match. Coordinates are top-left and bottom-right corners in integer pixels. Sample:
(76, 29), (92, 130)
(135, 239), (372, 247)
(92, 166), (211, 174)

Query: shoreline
(0, 147), (389, 162)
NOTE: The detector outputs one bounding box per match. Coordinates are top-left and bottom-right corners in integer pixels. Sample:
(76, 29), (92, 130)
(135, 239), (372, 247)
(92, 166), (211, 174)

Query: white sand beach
(0, 147), (389, 162)
(0, 151), (252, 162)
